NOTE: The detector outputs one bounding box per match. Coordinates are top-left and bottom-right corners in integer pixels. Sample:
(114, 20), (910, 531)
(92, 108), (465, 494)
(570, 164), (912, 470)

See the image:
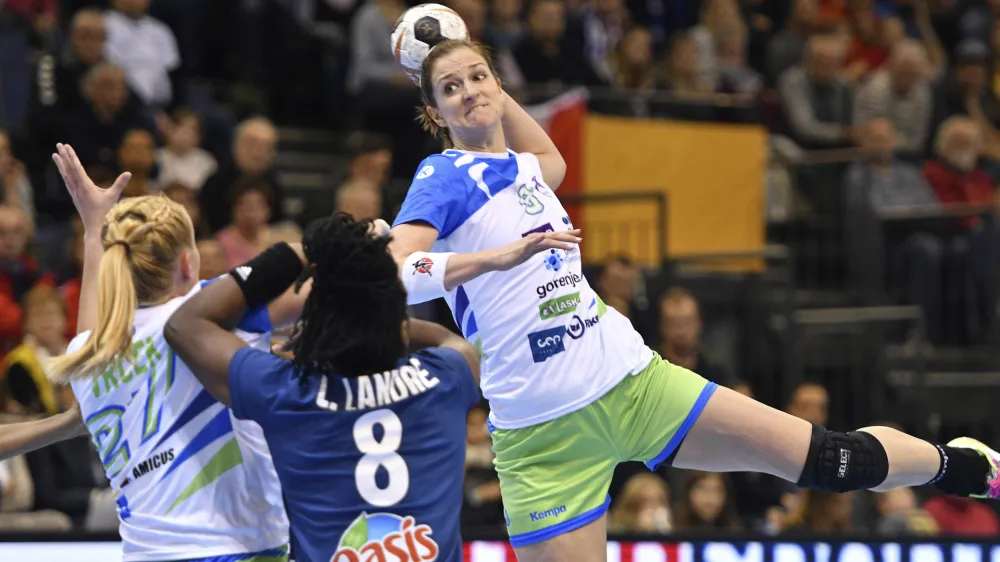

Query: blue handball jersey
(228, 346), (478, 562)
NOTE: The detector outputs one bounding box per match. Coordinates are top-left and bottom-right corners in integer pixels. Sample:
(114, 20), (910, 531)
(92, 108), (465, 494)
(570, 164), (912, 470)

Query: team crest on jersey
(416, 165), (434, 180)
(332, 512), (439, 562)
(517, 184), (544, 215)
(411, 257), (433, 276)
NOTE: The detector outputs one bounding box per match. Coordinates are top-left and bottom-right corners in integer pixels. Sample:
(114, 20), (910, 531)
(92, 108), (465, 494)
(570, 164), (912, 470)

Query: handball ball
(391, 3), (469, 84)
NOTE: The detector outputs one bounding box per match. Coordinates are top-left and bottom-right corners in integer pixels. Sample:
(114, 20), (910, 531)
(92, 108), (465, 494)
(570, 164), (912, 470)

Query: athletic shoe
(947, 437), (1000, 499)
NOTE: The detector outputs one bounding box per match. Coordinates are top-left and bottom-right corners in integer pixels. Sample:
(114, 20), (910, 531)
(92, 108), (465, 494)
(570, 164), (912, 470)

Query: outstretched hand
(52, 143), (131, 234)
(490, 228), (582, 272)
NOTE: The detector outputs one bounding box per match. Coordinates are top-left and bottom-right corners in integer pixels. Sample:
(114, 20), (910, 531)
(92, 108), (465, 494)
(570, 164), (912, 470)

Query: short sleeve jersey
(393, 149), (653, 429)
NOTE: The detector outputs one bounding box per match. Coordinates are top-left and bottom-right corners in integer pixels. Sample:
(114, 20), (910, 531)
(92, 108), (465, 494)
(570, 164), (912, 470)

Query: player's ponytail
(417, 38), (499, 150)
(50, 195), (195, 382)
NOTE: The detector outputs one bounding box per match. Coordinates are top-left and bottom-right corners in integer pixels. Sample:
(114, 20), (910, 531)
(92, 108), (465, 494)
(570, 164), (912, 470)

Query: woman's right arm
(389, 222), (581, 303)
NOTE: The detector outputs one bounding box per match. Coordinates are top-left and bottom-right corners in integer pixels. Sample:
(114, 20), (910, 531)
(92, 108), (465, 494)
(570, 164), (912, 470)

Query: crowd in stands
(0, 0), (998, 540)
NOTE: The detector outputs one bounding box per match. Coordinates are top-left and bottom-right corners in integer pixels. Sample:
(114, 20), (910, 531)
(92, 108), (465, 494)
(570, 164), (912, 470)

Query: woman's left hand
(52, 143), (131, 235)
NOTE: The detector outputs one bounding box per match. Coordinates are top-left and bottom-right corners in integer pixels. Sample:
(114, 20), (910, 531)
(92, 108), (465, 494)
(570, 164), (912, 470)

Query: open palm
(491, 229), (582, 271)
(52, 143), (131, 233)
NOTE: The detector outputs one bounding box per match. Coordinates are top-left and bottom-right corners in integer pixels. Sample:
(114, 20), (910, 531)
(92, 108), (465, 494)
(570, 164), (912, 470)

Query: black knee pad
(796, 424), (889, 492)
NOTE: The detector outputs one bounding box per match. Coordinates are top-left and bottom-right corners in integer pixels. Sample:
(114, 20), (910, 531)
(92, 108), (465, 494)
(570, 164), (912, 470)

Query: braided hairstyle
(50, 195), (195, 381)
(289, 212), (408, 378)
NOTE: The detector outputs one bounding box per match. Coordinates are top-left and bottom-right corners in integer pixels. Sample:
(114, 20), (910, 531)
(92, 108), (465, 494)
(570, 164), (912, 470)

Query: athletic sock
(927, 445), (992, 496)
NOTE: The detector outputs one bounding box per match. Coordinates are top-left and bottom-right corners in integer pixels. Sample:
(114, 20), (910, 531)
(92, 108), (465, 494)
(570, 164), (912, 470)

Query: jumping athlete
(386, 38), (1000, 562)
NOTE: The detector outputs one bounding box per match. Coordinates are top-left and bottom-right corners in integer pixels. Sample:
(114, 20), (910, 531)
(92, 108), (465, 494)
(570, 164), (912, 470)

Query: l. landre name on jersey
(315, 357), (441, 413)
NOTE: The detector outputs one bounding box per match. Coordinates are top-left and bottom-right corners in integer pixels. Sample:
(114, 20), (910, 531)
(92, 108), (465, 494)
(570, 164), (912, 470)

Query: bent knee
(796, 424), (889, 492)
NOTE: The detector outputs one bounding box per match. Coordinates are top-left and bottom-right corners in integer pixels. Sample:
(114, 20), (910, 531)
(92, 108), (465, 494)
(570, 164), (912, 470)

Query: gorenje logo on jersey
(536, 273), (582, 299)
(333, 512), (438, 562)
(538, 292), (580, 320)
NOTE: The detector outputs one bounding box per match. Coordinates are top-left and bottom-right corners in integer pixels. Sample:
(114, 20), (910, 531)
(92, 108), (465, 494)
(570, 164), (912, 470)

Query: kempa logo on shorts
(538, 292), (580, 320)
(536, 273), (582, 299)
(530, 505), (567, 522)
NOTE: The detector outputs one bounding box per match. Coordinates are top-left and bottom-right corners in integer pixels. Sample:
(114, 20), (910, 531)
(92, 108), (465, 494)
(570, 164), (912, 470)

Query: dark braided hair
(289, 212), (408, 377)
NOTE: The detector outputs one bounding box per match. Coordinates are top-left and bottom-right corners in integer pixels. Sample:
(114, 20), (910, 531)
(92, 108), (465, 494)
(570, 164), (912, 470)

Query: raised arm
(0, 405), (86, 462)
(500, 92), (567, 189)
(406, 318), (481, 385)
(388, 222), (581, 305)
(51, 144), (130, 334)
(166, 243), (306, 405)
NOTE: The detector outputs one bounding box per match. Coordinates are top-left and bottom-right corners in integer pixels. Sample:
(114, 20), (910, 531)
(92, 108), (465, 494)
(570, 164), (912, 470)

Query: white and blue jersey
(227, 346), (478, 562)
(68, 281), (289, 562)
(393, 149), (653, 430)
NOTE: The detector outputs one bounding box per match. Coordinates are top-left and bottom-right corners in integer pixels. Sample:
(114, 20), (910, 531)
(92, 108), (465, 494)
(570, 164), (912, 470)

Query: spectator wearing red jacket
(0, 206), (55, 359)
(922, 116), (995, 230)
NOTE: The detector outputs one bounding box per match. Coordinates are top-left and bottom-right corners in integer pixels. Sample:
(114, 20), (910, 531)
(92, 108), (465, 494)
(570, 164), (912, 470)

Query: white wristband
(401, 251), (455, 304)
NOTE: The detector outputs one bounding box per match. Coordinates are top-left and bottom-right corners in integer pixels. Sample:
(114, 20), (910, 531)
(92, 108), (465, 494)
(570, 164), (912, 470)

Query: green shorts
(490, 353), (717, 547)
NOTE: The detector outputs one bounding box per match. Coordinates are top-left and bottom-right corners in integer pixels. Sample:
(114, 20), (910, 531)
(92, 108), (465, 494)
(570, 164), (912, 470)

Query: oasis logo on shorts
(411, 257), (433, 276)
(333, 512), (438, 562)
(566, 314), (599, 340)
(528, 326), (566, 363)
(529, 505), (567, 522)
(536, 273), (582, 299)
(539, 292), (580, 320)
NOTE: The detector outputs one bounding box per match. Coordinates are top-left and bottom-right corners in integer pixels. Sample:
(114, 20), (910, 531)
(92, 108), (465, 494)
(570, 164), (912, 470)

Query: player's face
(429, 48), (503, 137)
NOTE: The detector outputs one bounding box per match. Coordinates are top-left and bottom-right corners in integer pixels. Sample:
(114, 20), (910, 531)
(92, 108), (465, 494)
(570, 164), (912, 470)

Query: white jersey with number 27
(68, 281), (288, 562)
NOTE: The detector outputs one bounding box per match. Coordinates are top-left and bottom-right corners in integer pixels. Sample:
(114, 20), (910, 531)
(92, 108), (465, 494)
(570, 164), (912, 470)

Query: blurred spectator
(1, 286), (66, 416)
(24, 385), (117, 531)
(200, 117), (284, 233)
(933, 40), (999, 139)
(462, 408), (503, 532)
(25, 8), (106, 130)
(103, 0), (181, 110)
(1, 0), (58, 44)
(853, 40), (933, 158)
(580, 0), (630, 83)
(450, 0), (525, 95)
(163, 182), (210, 239)
(842, 1), (889, 82)
(56, 62), (156, 172)
(691, 0), (746, 87)
(922, 116), (994, 229)
(731, 379), (753, 397)
(779, 33), (856, 149)
(196, 239), (228, 281)
(923, 494), (1000, 536)
(657, 288), (733, 386)
(959, 0), (1000, 44)
(57, 217), (84, 340)
(609, 26), (659, 92)
(845, 118), (937, 211)
(0, 451), (72, 531)
(0, 130), (34, 221)
(673, 471), (743, 532)
(786, 381), (829, 425)
(156, 109), (217, 191)
(514, 0), (605, 88)
(781, 490), (855, 533)
(874, 487), (939, 535)
(844, 119), (944, 339)
(215, 177), (273, 269)
(766, 0), (818, 84)
(609, 473), (672, 533)
(664, 31), (716, 99)
(716, 27), (764, 97)
(117, 129), (158, 197)
(485, 0), (525, 51)
(335, 180), (382, 221)
(268, 222), (303, 246)
(0, 206), (55, 358)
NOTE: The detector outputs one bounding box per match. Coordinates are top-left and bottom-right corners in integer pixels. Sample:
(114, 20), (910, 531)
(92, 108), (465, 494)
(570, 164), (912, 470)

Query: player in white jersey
(386, 39), (1000, 561)
(44, 144), (293, 562)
